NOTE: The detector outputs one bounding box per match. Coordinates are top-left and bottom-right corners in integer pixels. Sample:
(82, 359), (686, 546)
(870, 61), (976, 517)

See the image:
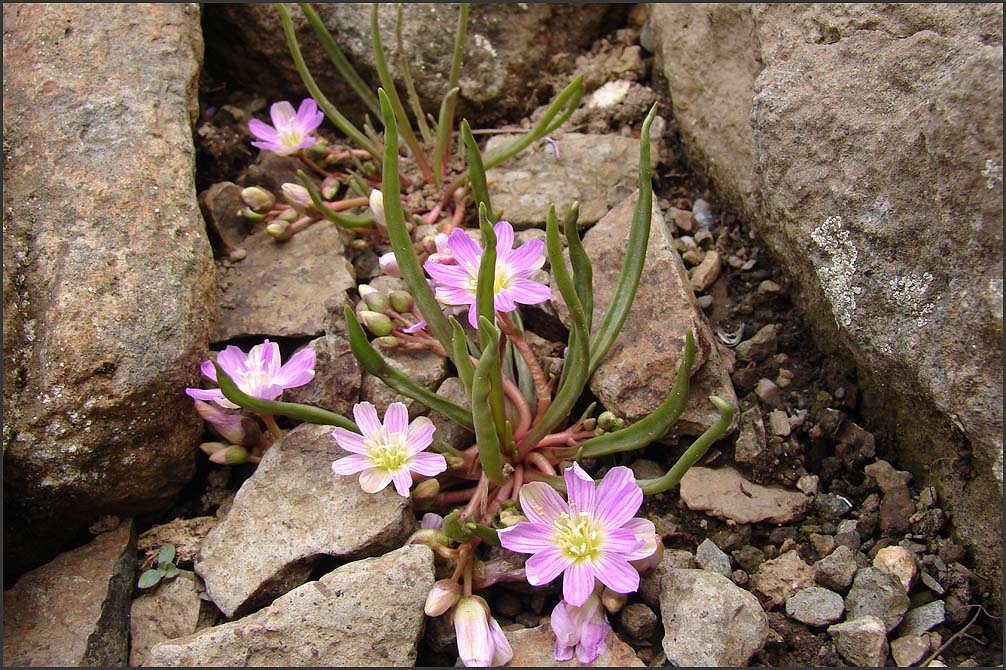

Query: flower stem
(526, 450), (557, 476)
(259, 413), (283, 440)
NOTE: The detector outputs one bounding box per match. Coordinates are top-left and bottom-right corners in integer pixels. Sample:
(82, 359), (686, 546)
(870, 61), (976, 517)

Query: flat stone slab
(129, 570), (217, 666)
(212, 221), (356, 341)
(195, 424), (416, 618)
(505, 624), (645, 667)
(486, 133), (650, 230)
(2, 521), (136, 667)
(679, 466), (810, 524)
(149, 545), (434, 667)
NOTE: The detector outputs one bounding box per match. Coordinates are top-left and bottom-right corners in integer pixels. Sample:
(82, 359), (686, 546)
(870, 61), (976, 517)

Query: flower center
(553, 511), (604, 562)
(276, 123), (304, 150)
(463, 261), (513, 297)
(234, 363), (271, 395)
(364, 430), (409, 473)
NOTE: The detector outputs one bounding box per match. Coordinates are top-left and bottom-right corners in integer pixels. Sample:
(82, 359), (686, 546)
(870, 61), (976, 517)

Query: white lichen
(981, 158), (1002, 190)
(472, 33), (496, 58)
(810, 216), (862, 328)
(889, 270), (937, 328)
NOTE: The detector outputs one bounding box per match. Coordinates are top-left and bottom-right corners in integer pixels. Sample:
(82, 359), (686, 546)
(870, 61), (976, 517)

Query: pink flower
(248, 99), (324, 155)
(423, 220), (550, 328)
(497, 463), (656, 607)
(185, 340), (316, 409)
(454, 596), (513, 667)
(331, 402), (447, 497)
(550, 592), (612, 664)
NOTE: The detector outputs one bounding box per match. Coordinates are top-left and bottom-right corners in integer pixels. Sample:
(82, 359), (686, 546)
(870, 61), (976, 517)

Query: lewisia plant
(203, 95), (736, 666)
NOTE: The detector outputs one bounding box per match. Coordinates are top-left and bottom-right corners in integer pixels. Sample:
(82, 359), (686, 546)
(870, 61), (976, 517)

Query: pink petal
(447, 228), (483, 270)
(564, 462), (596, 516)
(408, 451), (447, 477)
(576, 619), (610, 664)
(185, 387), (224, 402)
(358, 467), (392, 493)
(332, 427), (369, 455)
(525, 547), (570, 587)
(383, 402), (409, 435)
(497, 522), (554, 554)
(248, 118), (278, 142)
(518, 481), (569, 525)
(508, 278), (551, 305)
(465, 304), (480, 329)
(434, 286), (476, 308)
(562, 560), (596, 607)
(402, 320), (426, 334)
(493, 220), (515, 255)
(421, 512), (443, 529)
(622, 518), (659, 561)
(601, 527), (645, 555)
(405, 418), (436, 454)
(352, 402), (382, 438)
(296, 98), (323, 131)
(550, 599), (578, 648)
(199, 359), (218, 381)
(390, 469), (413, 497)
(215, 345), (247, 377)
(488, 617), (513, 666)
(593, 465), (643, 527)
(505, 238), (546, 275)
(590, 552), (639, 594)
(250, 139), (286, 153)
(257, 340), (281, 376)
(332, 454), (373, 476)
(493, 292), (517, 313)
(424, 259), (472, 286)
(275, 347), (316, 388)
(269, 100), (297, 128)
(251, 382), (285, 402)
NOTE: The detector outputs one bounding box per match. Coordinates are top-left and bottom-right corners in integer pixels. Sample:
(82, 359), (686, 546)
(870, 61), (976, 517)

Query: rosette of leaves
(138, 543), (180, 589)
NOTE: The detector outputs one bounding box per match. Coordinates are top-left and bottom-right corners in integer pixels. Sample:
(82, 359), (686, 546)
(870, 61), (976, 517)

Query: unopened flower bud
(238, 207), (266, 223)
(266, 220), (293, 241)
(321, 175), (340, 200)
(368, 189), (385, 227)
(421, 234), (439, 254)
(424, 579), (461, 616)
(193, 400), (262, 446)
(630, 535), (664, 574)
(445, 454), (465, 470)
(240, 186), (275, 212)
(277, 208), (300, 223)
(581, 417), (597, 431)
(408, 527), (449, 548)
(378, 251), (401, 278)
(349, 238), (370, 252)
(600, 586), (628, 614)
(499, 508), (529, 527)
(281, 183), (312, 211)
(359, 310), (393, 337)
(209, 444), (249, 465)
(199, 441), (229, 457)
(412, 478), (440, 500)
(388, 290), (414, 313)
(373, 335), (401, 349)
(597, 411), (622, 432)
(359, 284), (390, 313)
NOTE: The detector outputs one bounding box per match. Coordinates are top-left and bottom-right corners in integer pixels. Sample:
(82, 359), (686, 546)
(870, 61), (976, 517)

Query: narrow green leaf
(157, 543), (176, 566)
(138, 569), (162, 589)
(461, 120), (494, 222)
(467, 521), (501, 547)
(297, 170), (374, 228)
(432, 87), (460, 186)
(588, 103), (658, 377)
(395, 4), (434, 145)
(450, 316), (475, 400)
(475, 204), (497, 347)
(576, 329), (695, 459)
(440, 2), (469, 168)
(277, 3), (380, 159)
(213, 362), (358, 431)
(562, 202), (591, 331)
(638, 395), (736, 495)
(299, 3), (381, 118)
(472, 318), (506, 484)
(345, 306), (474, 430)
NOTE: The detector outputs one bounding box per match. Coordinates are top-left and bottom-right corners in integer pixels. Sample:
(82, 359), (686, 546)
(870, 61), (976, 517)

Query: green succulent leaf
(441, 510), (473, 543)
(138, 569), (162, 590)
(472, 317), (506, 485)
(395, 4), (434, 145)
(297, 170), (374, 228)
(161, 563), (180, 580)
(462, 121), (494, 222)
(157, 543), (176, 567)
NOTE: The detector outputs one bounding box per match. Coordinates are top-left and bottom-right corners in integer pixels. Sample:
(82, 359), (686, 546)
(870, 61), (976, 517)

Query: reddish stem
(526, 450), (557, 476)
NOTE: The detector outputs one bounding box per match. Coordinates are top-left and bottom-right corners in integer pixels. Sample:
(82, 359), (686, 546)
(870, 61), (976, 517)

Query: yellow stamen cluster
(365, 431), (409, 473)
(553, 511), (603, 562)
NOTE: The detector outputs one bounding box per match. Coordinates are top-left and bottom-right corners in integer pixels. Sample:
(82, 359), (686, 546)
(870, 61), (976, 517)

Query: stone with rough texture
(2, 521), (136, 667)
(2, 3), (213, 578)
(660, 568), (769, 667)
(486, 133), (651, 230)
(504, 625), (644, 667)
(873, 545), (919, 593)
(361, 346), (450, 416)
(845, 567), (910, 632)
(638, 549), (696, 608)
(814, 545), (859, 592)
(195, 424), (416, 618)
(550, 192), (737, 439)
(149, 545), (434, 667)
(283, 333), (361, 418)
(212, 222), (356, 341)
(891, 635), (930, 668)
(202, 4), (619, 128)
(650, 3), (1003, 589)
(827, 615), (890, 668)
(138, 516), (219, 568)
(427, 377), (475, 451)
(785, 586), (845, 627)
(898, 600), (945, 637)
(750, 550), (816, 609)
(695, 538), (732, 577)
(680, 466), (810, 524)
(129, 570), (217, 666)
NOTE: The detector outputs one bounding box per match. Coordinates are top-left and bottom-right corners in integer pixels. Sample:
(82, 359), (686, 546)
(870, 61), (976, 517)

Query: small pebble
(809, 533), (836, 559)
(814, 545), (858, 591)
(775, 368), (794, 388)
(693, 228), (714, 248)
(673, 235), (698, 253)
(696, 538), (732, 577)
(689, 249), (721, 291)
(668, 206), (694, 233)
(695, 294), (714, 309)
(758, 279), (784, 294)
(873, 545), (918, 593)
(768, 410), (792, 437)
(898, 600), (945, 636)
(691, 198), (714, 229)
(785, 586), (845, 627)
(619, 603), (659, 640)
(754, 378), (782, 405)
(796, 474), (819, 495)
(228, 247), (247, 262)
(681, 249), (705, 266)
(891, 635), (930, 667)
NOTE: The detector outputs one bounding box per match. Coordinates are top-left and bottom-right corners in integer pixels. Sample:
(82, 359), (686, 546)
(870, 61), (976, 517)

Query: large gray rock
(660, 568), (769, 667)
(202, 4), (620, 128)
(2, 521), (136, 667)
(650, 3), (1004, 589)
(550, 191), (738, 439)
(2, 4), (214, 577)
(148, 545), (434, 667)
(195, 424), (416, 618)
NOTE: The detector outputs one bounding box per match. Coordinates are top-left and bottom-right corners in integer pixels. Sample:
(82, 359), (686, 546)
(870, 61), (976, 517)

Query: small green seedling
(137, 543), (180, 589)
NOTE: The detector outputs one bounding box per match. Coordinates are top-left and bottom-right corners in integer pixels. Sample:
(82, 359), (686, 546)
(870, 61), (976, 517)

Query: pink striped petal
(296, 98), (323, 131)
(358, 467), (392, 493)
(425, 259), (472, 285)
(405, 418), (436, 453)
(508, 278), (551, 305)
(185, 387), (224, 402)
(390, 469), (413, 497)
(408, 451), (447, 477)
(248, 118), (279, 143)
(590, 552), (639, 594)
(352, 402), (382, 438)
(505, 238), (546, 274)
(593, 466), (643, 527)
(564, 463), (596, 515)
(465, 304), (480, 329)
(622, 518), (658, 561)
(332, 427), (369, 455)
(525, 547), (570, 586)
(332, 454), (373, 476)
(518, 481), (568, 525)
(446, 228), (482, 270)
(250, 140), (286, 153)
(493, 291), (517, 312)
(562, 560), (596, 607)
(215, 345), (246, 377)
(497, 522), (554, 554)
(275, 347), (316, 388)
(601, 527), (645, 555)
(383, 402), (409, 435)
(493, 220), (515, 255)
(269, 100), (297, 128)
(488, 617), (513, 666)
(199, 359), (218, 381)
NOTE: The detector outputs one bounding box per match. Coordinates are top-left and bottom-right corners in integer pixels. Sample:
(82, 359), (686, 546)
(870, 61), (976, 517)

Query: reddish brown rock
(679, 466), (810, 525)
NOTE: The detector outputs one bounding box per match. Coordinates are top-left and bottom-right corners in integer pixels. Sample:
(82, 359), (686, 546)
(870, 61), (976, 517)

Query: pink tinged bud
(454, 596), (513, 668)
(600, 587), (627, 614)
(193, 400), (261, 446)
(281, 182), (312, 211)
(209, 444), (249, 465)
(359, 284), (390, 313)
(359, 310), (393, 337)
(411, 478), (440, 500)
(368, 189), (385, 227)
(378, 251), (402, 278)
(630, 534), (663, 574)
(321, 175), (340, 200)
(266, 221), (293, 241)
(499, 508), (528, 527)
(408, 527), (449, 548)
(424, 579), (461, 616)
(421, 512), (444, 529)
(388, 290), (413, 313)
(373, 335), (400, 349)
(240, 186), (275, 212)
(277, 208), (299, 223)
(199, 441), (229, 457)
